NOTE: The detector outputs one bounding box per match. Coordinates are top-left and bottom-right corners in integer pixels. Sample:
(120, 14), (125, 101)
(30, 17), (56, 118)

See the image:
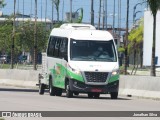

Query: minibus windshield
(70, 39), (117, 62)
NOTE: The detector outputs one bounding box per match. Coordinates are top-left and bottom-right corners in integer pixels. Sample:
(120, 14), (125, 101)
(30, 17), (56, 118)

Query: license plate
(91, 88), (102, 92)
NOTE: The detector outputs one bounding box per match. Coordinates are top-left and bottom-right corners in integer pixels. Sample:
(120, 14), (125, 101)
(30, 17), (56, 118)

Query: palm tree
(146, 0), (160, 76)
(51, 0), (60, 22)
(0, 0), (6, 10)
(124, 0), (129, 75)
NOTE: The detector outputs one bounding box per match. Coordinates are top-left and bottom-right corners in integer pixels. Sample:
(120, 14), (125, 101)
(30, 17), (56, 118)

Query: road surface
(0, 86), (160, 120)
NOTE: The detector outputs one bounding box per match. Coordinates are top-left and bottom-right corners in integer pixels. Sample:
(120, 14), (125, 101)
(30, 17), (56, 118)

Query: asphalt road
(0, 86), (160, 120)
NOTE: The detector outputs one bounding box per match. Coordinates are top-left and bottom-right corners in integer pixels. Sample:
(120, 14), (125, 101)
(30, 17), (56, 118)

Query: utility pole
(30, 0), (32, 17)
(91, 0), (94, 26)
(34, 0), (37, 70)
(41, 0), (42, 22)
(62, 0), (64, 22)
(11, 0), (16, 69)
(102, 0), (105, 29)
(52, 0), (54, 28)
(70, 0), (72, 23)
(45, 0), (47, 28)
(112, 0), (115, 36)
(118, 0), (121, 47)
(98, 0), (102, 30)
(124, 0), (129, 75)
(23, 0), (24, 24)
(17, 0), (19, 13)
(104, 0), (107, 30)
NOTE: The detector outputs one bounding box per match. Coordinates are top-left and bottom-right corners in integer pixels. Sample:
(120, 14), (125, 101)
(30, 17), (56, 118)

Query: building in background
(143, 10), (160, 66)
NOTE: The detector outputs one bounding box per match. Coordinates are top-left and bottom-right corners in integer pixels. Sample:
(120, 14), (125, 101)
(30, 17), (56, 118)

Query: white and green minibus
(38, 23), (119, 99)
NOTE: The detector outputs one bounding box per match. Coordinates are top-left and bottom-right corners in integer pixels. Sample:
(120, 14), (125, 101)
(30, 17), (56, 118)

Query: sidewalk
(127, 70), (160, 76)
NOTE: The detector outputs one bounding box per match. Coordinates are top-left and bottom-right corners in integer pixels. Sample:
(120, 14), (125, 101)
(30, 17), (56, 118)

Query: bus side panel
(47, 57), (66, 89)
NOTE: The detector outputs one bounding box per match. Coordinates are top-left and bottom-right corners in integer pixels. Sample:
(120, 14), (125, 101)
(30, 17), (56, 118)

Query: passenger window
(54, 38), (61, 57)
(47, 37), (56, 57)
(59, 38), (68, 59)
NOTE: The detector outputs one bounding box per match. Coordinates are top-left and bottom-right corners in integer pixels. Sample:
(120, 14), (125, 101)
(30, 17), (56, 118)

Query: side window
(54, 38), (61, 57)
(59, 38), (68, 59)
(47, 37), (55, 57)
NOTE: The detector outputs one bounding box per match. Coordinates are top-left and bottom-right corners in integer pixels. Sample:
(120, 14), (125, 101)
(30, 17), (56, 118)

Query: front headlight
(72, 68), (81, 75)
(111, 69), (119, 76)
(68, 64), (81, 75)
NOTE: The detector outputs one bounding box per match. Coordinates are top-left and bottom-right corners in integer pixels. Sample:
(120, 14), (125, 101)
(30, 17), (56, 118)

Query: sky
(1, 0), (147, 28)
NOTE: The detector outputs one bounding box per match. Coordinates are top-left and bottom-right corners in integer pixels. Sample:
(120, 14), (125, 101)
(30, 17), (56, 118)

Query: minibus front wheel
(66, 81), (73, 98)
(110, 92), (118, 99)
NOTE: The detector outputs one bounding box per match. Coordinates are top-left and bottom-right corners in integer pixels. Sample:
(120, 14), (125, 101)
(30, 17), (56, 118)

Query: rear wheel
(110, 92), (118, 99)
(49, 79), (56, 96)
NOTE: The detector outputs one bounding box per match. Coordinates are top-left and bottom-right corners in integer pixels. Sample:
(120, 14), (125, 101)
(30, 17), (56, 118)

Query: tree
(51, 0), (60, 22)
(17, 21), (49, 60)
(0, 20), (12, 55)
(128, 19), (143, 74)
(145, 0), (160, 76)
(0, 0), (6, 10)
(0, 18), (49, 64)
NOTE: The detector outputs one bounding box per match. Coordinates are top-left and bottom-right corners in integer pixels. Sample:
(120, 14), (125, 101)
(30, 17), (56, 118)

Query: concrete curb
(119, 75), (160, 99)
(0, 69), (160, 99)
(119, 89), (160, 99)
(0, 69), (39, 88)
(0, 79), (37, 88)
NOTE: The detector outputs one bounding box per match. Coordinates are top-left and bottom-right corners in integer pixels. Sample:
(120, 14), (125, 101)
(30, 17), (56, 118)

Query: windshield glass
(70, 39), (117, 62)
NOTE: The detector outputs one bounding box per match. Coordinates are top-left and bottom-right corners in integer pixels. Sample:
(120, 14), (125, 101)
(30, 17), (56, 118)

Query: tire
(74, 92), (79, 96)
(110, 92), (118, 99)
(39, 83), (45, 95)
(49, 79), (56, 96)
(56, 88), (62, 96)
(88, 93), (94, 98)
(94, 93), (100, 98)
(66, 82), (73, 98)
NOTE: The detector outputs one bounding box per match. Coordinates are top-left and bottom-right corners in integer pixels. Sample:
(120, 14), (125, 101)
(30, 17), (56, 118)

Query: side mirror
(64, 54), (68, 61)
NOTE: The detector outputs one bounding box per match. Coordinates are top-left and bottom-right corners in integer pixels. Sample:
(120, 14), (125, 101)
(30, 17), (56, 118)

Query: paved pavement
(0, 86), (160, 120)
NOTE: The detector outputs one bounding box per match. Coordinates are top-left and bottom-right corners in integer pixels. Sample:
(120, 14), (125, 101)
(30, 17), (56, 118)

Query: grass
(0, 63), (11, 69)
(0, 63), (42, 70)
(0, 118), (5, 120)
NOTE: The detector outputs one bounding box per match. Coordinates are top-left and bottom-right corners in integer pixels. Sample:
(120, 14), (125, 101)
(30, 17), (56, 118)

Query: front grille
(84, 72), (108, 83)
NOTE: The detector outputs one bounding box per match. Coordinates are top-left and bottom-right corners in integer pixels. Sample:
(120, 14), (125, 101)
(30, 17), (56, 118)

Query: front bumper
(69, 79), (119, 93)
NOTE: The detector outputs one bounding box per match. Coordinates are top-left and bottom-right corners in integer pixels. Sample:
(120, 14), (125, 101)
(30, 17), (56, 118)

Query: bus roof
(50, 24), (113, 41)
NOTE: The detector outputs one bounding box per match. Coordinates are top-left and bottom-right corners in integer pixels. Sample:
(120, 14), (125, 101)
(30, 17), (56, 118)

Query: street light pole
(104, 0), (107, 30)
(34, 0), (37, 70)
(118, 0), (121, 47)
(112, 0), (115, 36)
(52, 0), (54, 28)
(70, 0), (72, 23)
(91, 0), (94, 26)
(98, 0), (102, 30)
(124, 0), (129, 75)
(133, 1), (146, 24)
